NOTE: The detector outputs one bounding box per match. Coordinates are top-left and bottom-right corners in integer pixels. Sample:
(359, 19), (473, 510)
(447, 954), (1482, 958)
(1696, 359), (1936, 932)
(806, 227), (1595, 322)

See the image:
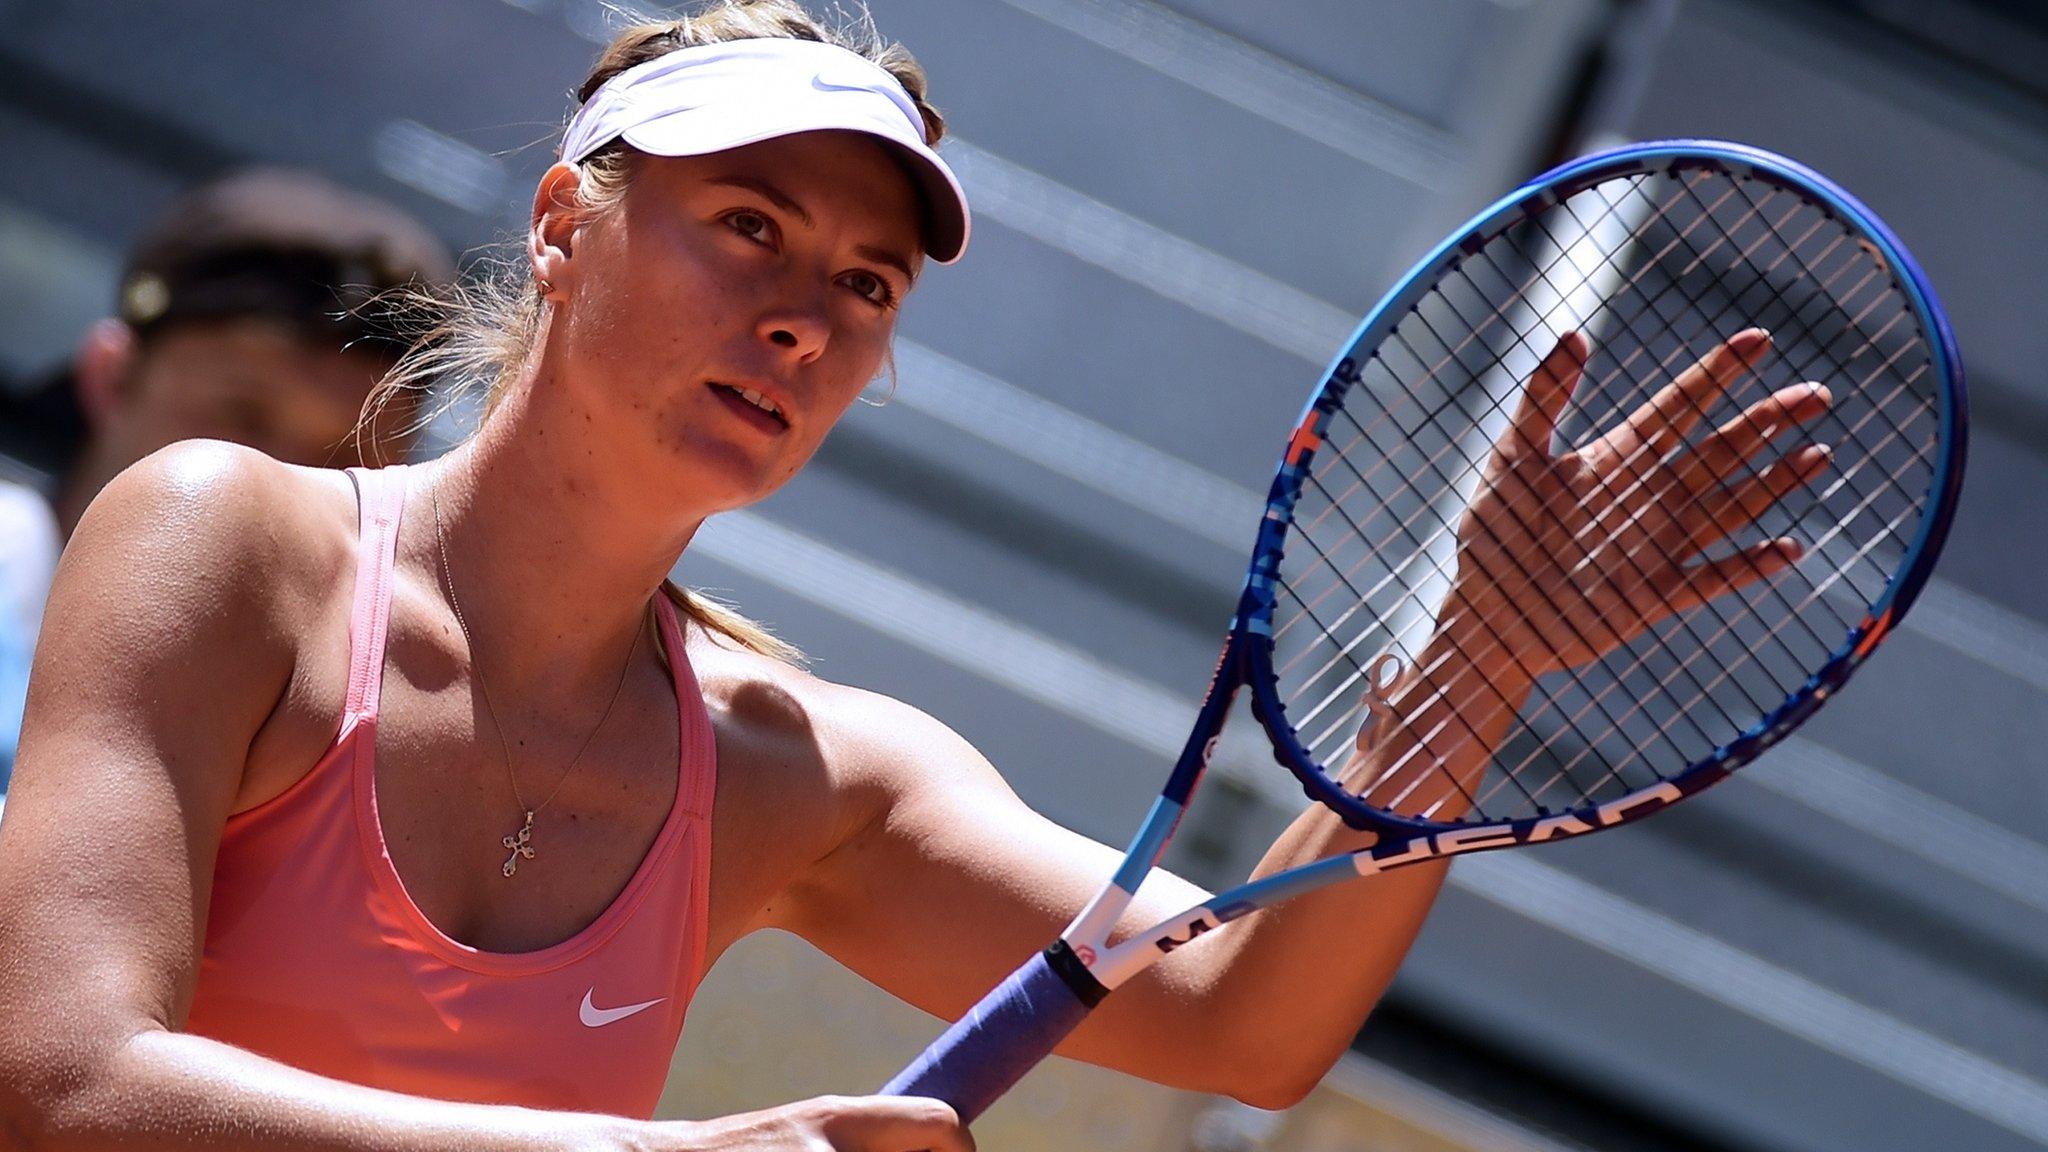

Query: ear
(529, 162), (586, 300)
(72, 318), (138, 429)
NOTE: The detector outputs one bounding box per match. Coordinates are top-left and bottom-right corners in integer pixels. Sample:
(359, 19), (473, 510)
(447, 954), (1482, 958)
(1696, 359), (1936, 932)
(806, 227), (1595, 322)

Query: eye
(840, 268), (898, 309)
(723, 209), (776, 247)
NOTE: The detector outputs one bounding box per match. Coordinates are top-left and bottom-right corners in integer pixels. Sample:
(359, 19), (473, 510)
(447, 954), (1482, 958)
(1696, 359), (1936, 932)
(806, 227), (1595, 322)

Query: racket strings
(1340, 320), (1716, 810)
(1283, 466), (1562, 816)
(1284, 172), (1787, 794)
(1488, 177), (1891, 685)
(1267, 166), (1939, 825)
(1272, 173), (1692, 673)
(1504, 185), (1879, 692)
(1276, 170), (1764, 779)
(1490, 183), (1928, 806)
(1713, 180), (1938, 600)
(1484, 180), (1929, 806)
(1271, 173), (1682, 600)
(1274, 170), (1733, 665)
(1277, 216), (1720, 808)
(1540, 179), (1930, 688)
(1471, 187), (1931, 808)
(1523, 183), (1933, 799)
(1667, 175), (1934, 551)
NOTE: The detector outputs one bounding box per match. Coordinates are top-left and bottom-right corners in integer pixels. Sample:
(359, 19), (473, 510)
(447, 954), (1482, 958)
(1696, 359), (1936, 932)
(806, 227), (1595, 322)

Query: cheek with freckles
(563, 211), (732, 411)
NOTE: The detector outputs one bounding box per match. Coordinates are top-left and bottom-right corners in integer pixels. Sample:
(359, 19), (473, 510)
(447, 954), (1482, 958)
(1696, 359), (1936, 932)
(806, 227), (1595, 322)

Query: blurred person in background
(0, 168), (454, 795)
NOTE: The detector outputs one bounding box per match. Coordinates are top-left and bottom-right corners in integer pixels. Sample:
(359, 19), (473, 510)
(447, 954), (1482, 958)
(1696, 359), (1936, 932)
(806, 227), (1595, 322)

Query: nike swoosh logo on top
(579, 988), (666, 1028)
(811, 70), (876, 95)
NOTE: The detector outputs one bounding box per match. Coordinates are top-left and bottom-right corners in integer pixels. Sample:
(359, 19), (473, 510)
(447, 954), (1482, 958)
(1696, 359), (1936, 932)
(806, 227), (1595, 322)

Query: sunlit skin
(1342, 328), (1831, 813)
(1451, 329), (1827, 680)
(524, 131), (922, 521)
(0, 117), (1829, 1152)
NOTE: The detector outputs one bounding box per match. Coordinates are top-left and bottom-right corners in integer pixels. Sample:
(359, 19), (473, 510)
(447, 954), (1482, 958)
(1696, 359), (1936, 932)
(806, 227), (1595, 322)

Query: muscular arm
(0, 443), (633, 1152)
(759, 682), (1478, 1111)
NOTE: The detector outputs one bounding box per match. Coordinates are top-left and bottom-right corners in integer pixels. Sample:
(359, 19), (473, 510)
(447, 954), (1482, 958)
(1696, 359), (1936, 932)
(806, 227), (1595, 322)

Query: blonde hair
(360, 0), (948, 667)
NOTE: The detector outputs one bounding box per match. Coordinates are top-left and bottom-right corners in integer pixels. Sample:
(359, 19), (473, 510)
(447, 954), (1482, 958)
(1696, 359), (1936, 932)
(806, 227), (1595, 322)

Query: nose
(756, 300), (831, 364)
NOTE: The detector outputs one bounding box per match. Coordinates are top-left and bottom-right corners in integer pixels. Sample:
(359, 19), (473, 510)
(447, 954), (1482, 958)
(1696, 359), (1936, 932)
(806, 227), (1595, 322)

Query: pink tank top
(183, 464), (717, 1118)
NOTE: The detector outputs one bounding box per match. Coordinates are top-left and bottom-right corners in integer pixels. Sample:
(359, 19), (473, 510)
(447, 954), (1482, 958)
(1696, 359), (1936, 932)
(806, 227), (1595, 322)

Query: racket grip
(879, 941), (1106, 1123)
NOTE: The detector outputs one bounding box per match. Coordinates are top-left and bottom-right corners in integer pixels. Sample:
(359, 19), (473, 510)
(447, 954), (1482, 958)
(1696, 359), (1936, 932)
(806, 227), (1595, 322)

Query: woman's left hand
(1442, 326), (1833, 684)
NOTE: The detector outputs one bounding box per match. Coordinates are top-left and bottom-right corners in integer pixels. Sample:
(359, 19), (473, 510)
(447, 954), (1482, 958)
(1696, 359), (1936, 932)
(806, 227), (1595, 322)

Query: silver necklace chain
(429, 482), (641, 878)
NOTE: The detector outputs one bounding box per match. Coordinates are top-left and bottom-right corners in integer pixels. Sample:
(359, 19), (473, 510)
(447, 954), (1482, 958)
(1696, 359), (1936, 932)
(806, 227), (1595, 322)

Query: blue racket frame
(1242, 138), (1966, 840)
(880, 140), (1967, 1124)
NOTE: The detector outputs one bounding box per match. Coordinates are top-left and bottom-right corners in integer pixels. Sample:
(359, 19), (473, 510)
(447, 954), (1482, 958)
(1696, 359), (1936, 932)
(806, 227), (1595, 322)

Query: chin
(662, 436), (799, 514)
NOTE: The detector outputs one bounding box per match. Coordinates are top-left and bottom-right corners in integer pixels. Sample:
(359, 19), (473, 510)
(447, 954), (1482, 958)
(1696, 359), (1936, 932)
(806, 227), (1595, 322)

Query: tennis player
(0, 3), (1820, 1150)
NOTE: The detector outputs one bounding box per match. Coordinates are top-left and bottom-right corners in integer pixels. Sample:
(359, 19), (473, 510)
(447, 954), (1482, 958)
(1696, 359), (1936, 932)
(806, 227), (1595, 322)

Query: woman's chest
(368, 661), (691, 953)
(237, 595), (842, 963)
(238, 588), (698, 954)
(368, 690), (839, 966)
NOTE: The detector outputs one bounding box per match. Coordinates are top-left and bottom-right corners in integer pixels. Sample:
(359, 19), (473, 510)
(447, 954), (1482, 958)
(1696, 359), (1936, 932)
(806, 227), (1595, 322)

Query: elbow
(0, 1022), (150, 1152)
(1208, 1009), (1348, 1112)
(0, 1050), (84, 1152)
(1228, 1067), (1323, 1113)
(1188, 1038), (1329, 1112)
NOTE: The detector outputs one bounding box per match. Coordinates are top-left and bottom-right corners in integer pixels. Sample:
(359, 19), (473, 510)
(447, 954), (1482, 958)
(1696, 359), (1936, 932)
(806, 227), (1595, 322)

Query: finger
(1673, 381), (1832, 497)
(1608, 327), (1773, 464)
(826, 1096), (975, 1152)
(1650, 536), (1805, 617)
(1674, 444), (1831, 556)
(1507, 331), (1588, 457)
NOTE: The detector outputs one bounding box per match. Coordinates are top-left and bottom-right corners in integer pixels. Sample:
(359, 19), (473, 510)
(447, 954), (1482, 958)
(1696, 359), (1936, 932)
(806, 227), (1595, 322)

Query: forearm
(817, 652), (1526, 1106)
(1123, 629), (1535, 1101)
(1172, 810), (1448, 1101)
(1066, 806), (1442, 1107)
(14, 1028), (639, 1152)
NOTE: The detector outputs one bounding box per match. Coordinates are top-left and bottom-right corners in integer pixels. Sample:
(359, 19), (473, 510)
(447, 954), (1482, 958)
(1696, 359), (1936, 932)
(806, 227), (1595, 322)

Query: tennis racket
(880, 139), (1966, 1121)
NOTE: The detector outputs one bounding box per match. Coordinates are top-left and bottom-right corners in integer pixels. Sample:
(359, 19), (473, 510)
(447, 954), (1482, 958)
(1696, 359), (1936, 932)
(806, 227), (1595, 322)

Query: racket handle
(879, 941), (1106, 1123)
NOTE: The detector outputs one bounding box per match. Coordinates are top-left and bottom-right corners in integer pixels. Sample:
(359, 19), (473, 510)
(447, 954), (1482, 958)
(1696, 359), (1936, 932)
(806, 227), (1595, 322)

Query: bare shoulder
(31, 438), (356, 767)
(67, 438), (346, 607)
(683, 620), (1015, 948)
(685, 623), (1005, 807)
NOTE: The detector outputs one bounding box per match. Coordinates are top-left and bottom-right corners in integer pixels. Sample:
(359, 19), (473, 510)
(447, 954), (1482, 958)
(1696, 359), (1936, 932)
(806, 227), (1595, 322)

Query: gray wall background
(1, 2), (2042, 1149)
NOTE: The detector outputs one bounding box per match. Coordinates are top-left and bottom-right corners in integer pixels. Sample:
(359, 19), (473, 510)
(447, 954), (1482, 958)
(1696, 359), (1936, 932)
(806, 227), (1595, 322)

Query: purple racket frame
(878, 139), (1967, 1123)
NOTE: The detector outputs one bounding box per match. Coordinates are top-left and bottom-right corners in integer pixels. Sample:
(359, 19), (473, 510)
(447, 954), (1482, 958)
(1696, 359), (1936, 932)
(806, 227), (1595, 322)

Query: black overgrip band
(1045, 939), (1110, 1007)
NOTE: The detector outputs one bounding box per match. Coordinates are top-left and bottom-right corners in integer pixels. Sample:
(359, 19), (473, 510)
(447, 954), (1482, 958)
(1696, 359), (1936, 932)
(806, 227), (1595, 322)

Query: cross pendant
(501, 810), (537, 877)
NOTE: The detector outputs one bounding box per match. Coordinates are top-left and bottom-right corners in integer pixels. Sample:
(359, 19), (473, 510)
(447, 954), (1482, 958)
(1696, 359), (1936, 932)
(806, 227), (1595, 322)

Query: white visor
(560, 38), (970, 264)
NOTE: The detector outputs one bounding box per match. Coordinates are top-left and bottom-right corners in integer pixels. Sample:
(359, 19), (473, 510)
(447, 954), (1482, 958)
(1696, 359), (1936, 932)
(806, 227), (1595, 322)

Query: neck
(415, 371), (708, 705)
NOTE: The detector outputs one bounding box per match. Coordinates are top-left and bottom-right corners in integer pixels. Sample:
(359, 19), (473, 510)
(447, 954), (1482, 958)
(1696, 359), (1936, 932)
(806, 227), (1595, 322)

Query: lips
(710, 382), (790, 432)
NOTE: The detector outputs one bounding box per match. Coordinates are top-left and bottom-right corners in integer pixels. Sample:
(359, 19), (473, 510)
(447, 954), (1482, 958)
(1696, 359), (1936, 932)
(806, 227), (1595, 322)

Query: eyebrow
(706, 174), (920, 286)
(855, 242), (919, 286)
(707, 175), (812, 228)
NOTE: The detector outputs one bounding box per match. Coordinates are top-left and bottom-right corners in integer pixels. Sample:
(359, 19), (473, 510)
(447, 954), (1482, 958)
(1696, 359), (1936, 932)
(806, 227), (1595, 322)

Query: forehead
(640, 132), (925, 252)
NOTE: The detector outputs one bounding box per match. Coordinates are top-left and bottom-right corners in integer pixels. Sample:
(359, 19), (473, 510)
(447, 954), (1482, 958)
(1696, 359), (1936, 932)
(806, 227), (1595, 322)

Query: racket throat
(1043, 939), (1110, 1007)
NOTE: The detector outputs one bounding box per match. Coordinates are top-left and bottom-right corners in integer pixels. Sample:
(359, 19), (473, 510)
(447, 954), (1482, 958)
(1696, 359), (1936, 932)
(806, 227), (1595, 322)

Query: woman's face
(544, 130), (925, 514)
